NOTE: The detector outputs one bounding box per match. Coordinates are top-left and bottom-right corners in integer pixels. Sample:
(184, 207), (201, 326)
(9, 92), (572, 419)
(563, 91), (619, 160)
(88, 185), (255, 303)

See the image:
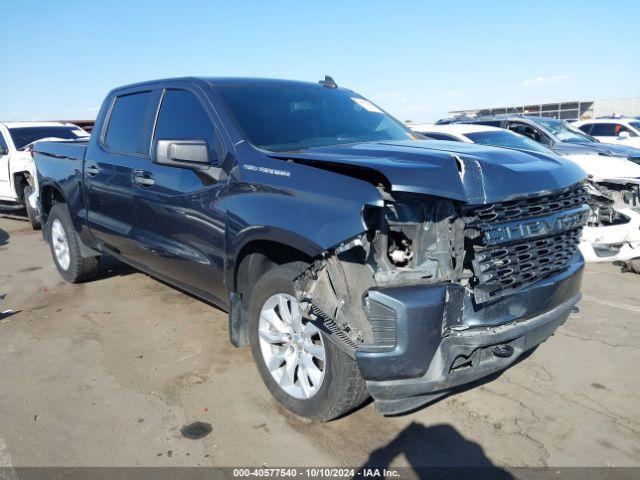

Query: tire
(47, 203), (100, 283)
(248, 263), (369, 421)
(23, 185), (41, 230)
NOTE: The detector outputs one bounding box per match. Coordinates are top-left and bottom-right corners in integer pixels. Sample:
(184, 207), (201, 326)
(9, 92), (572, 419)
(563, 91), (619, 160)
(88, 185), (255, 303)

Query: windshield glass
(629, 122), (640, 132)
(533, 118), (595, 143)
(8, 126), (88, 150)
(215, 84), (414, 151)
(465, 130), (554, 154)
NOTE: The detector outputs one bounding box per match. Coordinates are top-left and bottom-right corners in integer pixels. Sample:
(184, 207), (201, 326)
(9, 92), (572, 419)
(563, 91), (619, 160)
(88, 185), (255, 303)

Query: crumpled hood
(273, 140), (586, 204)
(553, 141), (640, 158)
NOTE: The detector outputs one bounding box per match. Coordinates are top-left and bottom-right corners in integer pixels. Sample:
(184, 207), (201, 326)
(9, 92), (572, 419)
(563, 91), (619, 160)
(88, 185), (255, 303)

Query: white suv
(575, 118), (640, 148)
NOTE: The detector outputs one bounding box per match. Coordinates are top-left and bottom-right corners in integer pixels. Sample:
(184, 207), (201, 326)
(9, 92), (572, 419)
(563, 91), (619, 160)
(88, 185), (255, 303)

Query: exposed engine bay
(294, 184), (588, 356)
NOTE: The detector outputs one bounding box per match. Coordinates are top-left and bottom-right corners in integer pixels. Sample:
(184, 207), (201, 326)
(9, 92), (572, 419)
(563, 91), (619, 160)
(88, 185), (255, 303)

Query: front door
(132, 88), (229, 302)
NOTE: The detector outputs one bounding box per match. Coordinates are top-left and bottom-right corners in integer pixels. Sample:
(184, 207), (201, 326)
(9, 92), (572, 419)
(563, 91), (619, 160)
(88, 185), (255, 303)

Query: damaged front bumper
(356, 256), (584, 415)
(579, 206), (640, 262)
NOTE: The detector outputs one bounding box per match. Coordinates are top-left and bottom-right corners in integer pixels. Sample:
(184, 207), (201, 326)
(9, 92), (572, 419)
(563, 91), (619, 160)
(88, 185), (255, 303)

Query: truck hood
(272, 140), (586, 204)
(553, 141), (640, 158)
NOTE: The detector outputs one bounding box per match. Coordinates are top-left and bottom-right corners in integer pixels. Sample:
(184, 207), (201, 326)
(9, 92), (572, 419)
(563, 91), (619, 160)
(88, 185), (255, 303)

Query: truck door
(0, 129), (12, 199)
(84, 90), (159, 258)
(132, 88), (228, 303)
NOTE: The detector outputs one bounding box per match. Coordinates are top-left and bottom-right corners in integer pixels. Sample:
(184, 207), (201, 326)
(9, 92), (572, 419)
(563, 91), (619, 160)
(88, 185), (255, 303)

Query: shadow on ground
(0, 227), (8, 246)
(356, 422), (513, 479)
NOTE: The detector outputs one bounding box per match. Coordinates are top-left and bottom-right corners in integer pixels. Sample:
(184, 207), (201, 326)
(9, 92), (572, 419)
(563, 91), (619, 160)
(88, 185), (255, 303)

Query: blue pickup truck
(34, 77), (588, 420)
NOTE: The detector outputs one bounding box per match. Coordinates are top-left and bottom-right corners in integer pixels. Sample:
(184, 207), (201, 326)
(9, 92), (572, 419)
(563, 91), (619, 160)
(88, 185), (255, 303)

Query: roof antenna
(319, 75), (338, 89)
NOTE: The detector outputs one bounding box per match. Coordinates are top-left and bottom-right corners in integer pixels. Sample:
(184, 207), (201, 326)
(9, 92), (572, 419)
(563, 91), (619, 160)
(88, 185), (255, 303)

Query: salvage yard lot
(1, 215), (639, 468)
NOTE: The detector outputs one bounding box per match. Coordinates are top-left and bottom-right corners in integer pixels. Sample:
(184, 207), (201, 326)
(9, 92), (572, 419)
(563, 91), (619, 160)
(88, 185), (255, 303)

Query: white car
(574, 118), (640, 149)
(0, 122), (89, 228)
(412, 123), (640, 264)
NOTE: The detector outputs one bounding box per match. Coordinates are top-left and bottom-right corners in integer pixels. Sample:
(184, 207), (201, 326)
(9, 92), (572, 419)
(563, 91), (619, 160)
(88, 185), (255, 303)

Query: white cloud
(522, 74), (568, 86)
(443, 89), (463, 97)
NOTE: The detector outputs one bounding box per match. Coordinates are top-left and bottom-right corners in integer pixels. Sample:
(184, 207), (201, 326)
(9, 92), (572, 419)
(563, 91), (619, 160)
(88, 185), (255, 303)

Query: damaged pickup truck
(34, 77), (588, 420)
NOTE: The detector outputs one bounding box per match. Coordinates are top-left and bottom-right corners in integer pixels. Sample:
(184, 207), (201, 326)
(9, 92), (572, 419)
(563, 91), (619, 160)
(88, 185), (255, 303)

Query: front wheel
(248, 264), (369, 421)
(47, 203), (100, 283)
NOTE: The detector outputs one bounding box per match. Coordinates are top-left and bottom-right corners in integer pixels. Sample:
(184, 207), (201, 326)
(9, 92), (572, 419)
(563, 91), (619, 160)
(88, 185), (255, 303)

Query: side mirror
(618, 131), (630, 140)
(155, 139), (212, 168)
(0, 146), (8, 156)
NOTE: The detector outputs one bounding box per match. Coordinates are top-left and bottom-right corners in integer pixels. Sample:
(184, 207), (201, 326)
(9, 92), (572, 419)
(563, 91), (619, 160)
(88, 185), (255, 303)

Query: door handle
(134, 172), (155, 187)
(85, 165), (100, 176)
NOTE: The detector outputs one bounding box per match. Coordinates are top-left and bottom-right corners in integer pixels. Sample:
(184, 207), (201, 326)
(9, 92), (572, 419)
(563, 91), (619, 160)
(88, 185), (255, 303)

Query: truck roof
(111, 76), (343, 93)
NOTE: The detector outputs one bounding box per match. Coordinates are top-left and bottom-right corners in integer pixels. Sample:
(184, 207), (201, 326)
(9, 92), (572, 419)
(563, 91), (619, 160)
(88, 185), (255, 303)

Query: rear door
(132, 87), (229, 301)
(84, 90), (160, 258)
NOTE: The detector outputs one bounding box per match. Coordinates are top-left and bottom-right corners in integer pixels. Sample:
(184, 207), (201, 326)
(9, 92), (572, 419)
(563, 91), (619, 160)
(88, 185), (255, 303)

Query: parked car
(0, 121), (89, 228)
(413, 122), (640, 264)
(456, 115), (640, 164)
(410, 123), (553, 154)
(574, 118), (640, 149)
(35, 77), (588, 421)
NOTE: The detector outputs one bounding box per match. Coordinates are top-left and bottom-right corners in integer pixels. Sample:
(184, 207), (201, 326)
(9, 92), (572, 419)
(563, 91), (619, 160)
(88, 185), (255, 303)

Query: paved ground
(1, 214), (639, 469)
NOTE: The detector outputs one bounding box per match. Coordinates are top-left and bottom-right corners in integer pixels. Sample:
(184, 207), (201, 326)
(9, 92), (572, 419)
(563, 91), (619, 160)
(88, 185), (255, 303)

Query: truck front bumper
(356, 258), (584, 415)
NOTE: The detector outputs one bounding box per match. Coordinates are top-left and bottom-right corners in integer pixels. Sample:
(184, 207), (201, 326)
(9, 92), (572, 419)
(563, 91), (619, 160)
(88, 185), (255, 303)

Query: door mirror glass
(618, 131), (630, 140)
(155, 139), (213, 168)
(0, 145), (8, 155)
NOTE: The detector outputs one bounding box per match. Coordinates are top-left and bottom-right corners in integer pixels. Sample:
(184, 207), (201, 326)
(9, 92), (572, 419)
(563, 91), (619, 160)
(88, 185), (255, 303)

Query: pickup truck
(0, 121), (89, 228)
(34, 77), (588, 420)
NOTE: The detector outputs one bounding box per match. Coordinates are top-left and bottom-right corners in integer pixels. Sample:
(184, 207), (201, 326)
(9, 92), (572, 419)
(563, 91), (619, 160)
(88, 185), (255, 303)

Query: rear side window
(578, 124), (593, 135)
(104, 91), (153, 155)
(589, 123), (617, 136)
(154, 89), (222, 158)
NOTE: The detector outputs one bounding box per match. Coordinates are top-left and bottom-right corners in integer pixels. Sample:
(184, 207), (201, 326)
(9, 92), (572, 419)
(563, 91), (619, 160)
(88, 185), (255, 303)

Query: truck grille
(464, 184), (587, 303)
(467, 184), (588, 226)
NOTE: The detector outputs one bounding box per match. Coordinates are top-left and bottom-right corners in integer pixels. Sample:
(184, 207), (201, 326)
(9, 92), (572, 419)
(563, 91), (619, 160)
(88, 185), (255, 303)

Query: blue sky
(2, 0), (639, 122)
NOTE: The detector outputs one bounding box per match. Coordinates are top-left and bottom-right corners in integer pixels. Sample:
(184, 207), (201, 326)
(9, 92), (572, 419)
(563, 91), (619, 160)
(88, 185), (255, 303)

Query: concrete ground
(1, 214), (639, 469)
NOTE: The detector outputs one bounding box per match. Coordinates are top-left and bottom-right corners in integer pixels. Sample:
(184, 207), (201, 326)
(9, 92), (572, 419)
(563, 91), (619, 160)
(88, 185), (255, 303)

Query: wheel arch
(228, 235), (318, 348)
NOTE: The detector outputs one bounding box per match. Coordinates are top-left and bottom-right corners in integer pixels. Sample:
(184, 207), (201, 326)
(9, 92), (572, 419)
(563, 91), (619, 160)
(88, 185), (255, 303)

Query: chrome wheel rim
(51, 219), (71, 270)
(258, 293), (326, 399)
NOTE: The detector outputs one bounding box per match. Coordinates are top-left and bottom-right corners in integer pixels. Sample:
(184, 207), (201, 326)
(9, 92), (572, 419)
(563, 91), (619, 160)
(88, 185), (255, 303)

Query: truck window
(104, 91), (153, 155)
(589, 123), (617, 136)
(0, 132), (7, 152)
(420, 132), (461, 141)
(577, 124), (593, 135)
(7, 126), (88, 150)
(154, 89), (222, 157)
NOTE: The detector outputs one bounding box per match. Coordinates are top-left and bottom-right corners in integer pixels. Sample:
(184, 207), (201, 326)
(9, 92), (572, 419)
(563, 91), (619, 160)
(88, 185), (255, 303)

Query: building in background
(449, 97), (640, 121)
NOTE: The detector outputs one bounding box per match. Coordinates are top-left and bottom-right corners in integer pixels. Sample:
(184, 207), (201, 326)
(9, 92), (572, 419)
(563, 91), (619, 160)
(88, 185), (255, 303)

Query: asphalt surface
(1, 214), (639, 469)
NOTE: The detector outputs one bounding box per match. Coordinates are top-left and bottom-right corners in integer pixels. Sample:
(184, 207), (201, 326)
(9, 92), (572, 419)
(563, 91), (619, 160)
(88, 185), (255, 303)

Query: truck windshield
(215, 84), (414, 151)
(8, 126), (89, 150)
(465, 130), (554, 154)
(533, 118), (595, 143)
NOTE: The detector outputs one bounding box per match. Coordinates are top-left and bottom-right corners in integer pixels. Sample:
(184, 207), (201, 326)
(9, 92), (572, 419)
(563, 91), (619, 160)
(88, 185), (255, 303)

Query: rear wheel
(23, 185), (41, 230)
(248, 263), (369, 421)
(47, 203), (100, 283)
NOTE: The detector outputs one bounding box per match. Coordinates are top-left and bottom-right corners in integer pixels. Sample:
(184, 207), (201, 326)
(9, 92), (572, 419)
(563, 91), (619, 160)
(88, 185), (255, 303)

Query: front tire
(23, 185), (41, 230)
(248, 264), (369, 421)
(47, 203), (100, 283)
